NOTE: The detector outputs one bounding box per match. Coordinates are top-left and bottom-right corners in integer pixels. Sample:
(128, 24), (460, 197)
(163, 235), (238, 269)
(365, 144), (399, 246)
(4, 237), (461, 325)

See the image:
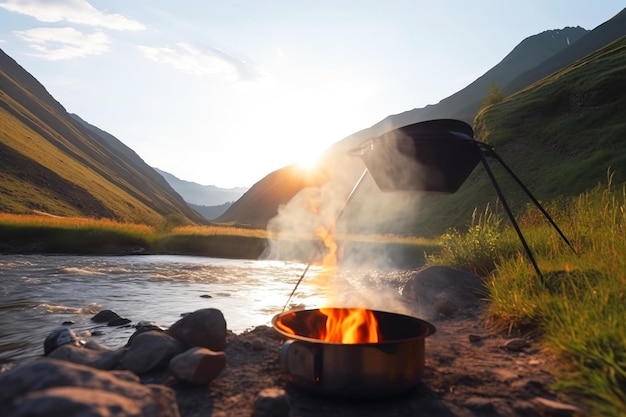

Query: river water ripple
(0, 254), (415, 364)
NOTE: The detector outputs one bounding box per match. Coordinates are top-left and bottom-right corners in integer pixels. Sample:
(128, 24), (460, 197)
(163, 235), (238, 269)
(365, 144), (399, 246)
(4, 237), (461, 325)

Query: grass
(0, 212), (434, 265)
(427, 173), (626, 416)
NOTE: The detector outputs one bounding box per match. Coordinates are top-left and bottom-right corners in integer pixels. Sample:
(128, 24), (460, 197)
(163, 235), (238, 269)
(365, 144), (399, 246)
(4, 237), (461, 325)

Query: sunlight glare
(294, 149), (322, 171)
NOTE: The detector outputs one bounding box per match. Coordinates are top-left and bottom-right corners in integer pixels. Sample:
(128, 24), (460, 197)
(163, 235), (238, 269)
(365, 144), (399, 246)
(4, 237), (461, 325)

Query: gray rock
(107, 317), (132, 327)
(504, 338), (530, 352)
(166, 308), (227, 351)
(48, 344), (124, 370)
(0, 358), (179, 417)
(126, 321), (165, 347)
(90, 309), (121, 323)
(43, 327), (82, 355)
(252, 387), (290, 417)
(402, 266), (487, 318)
(118, 330), (183, 375)
(12, 386), (144, 416)
(83, 340), (111, 352)
(169, 347), (226, 385)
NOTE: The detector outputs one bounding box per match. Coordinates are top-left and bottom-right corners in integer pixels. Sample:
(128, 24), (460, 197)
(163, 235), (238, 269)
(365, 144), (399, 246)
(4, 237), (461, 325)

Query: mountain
(217, 8), (626, 234)
(187, 202), (233, 221)
(0, 48), (206, 225)
(383, 26), (588, 129)
(152, 168), (247, 220)
(153, 168), (247, 206)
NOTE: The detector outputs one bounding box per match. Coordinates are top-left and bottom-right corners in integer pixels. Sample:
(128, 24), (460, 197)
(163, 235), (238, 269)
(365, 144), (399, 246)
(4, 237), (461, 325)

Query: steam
(262, 127), (437, 317)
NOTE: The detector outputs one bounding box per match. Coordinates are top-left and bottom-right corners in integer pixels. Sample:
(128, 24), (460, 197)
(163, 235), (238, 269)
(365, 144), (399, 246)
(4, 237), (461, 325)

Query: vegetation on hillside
(0, 50), (205, 226)
(400, 35), (626, 237)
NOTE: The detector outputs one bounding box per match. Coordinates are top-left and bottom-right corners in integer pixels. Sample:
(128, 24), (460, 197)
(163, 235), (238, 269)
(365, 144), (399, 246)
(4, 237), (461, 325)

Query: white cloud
(14, 27), (110, 60)
(138, 42), (263, 82)
(0, 0), (145, 31)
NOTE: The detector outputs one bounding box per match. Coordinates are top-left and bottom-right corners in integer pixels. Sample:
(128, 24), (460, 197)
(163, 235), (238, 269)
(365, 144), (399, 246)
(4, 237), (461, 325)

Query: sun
(294, 150), (322, 171)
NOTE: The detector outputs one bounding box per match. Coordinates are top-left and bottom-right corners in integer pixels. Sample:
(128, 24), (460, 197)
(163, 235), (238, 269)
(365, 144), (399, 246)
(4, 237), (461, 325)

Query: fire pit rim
(271, 307), (436, 346)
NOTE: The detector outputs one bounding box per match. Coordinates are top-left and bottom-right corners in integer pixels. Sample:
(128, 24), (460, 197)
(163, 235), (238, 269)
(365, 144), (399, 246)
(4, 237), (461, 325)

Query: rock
(169, 347), (226, 384)
(401, 266), (487, 318)
(504, 338), (530, 352)
(532, 397), (582, 417)
(166, 308), (227, 351)
(107, 317), (132, 327)
(126, 321), (165, 347)
(43, 327), (82, 355)
(62, 320), (75, 325)
(48, 344), (124, 370)
(252, 387), (289, 417)
(90, 309), (121, 323)
(0, 358), (180, 417)
(12, 386), (145, 416)
(83, 340), (111, 352)
(118, 330), (184, 375)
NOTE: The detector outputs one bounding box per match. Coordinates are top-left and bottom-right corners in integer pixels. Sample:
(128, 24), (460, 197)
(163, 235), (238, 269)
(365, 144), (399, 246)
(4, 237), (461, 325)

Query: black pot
(272, 308), (436, 398)
(352, 119), (482, 193)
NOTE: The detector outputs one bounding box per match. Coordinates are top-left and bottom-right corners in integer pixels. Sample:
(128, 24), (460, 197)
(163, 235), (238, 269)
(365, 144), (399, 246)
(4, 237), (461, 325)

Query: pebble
(468, 334), (481, 343)
(532, 397), (581, 417)
(503, 338), (530, 352)
(464, 396), (496, 412)
(252, 387), (289, 417)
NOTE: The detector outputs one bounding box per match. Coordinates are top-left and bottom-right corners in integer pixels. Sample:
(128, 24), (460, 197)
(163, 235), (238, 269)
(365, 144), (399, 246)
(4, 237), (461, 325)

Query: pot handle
(280, 340), (323, 383)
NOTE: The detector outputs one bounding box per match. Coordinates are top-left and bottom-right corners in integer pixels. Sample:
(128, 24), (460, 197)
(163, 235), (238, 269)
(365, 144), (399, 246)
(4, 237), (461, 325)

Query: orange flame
(276, 308), (380, 344)
(315, 226), (337, 266)
(319, 308), (379, 344)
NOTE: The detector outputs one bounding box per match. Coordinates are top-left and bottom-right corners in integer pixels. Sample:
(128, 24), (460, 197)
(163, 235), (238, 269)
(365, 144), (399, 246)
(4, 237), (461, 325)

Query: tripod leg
(484, 147), (576, 254)
(478, 151), (545, 284)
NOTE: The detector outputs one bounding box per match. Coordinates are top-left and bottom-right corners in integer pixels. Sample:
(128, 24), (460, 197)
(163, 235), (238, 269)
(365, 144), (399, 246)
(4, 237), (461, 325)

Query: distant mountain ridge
(153, 168), (247, 206)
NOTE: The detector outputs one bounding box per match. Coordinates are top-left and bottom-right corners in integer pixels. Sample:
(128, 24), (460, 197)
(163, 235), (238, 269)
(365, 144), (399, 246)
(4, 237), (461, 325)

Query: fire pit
(272, 307), (436, 398)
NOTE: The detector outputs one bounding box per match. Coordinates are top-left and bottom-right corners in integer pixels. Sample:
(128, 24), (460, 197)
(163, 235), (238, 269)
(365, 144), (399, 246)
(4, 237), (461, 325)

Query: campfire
(272, 307), (435, 398)
(274, 307), (379, 344)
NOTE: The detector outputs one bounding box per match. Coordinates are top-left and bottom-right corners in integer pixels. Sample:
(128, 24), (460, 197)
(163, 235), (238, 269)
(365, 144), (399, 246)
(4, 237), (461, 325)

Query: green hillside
(397, 35), (626, 236)
(0, 49), (206, 226)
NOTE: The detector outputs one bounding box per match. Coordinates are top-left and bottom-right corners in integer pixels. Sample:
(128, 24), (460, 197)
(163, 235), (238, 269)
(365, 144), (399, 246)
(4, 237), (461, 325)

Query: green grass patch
(427, 176), (626, 416)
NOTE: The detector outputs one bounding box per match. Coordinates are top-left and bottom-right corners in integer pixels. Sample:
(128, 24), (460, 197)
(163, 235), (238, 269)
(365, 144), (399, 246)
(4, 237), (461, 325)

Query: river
(0, 254), (416, 365)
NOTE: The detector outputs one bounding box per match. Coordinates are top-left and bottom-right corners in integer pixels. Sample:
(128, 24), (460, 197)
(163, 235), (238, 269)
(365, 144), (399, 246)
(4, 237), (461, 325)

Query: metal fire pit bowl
(272, 308), (436, 399)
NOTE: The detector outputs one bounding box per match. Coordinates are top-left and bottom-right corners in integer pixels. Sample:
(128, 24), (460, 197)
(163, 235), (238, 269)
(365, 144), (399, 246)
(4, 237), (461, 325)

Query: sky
(0, 1), (623, 189)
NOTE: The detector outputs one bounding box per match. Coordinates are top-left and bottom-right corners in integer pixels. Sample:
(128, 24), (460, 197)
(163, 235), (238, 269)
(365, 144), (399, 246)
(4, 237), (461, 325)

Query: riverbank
(0, 265), (582, 417)
(0, 213), (437, 269)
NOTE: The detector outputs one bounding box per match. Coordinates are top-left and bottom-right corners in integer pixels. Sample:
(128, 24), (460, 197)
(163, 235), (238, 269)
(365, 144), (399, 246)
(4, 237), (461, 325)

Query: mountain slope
(0, 48), (206, 225)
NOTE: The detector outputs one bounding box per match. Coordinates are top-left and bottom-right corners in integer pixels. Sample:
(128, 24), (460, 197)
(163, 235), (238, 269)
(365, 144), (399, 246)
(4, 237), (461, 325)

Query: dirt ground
(142, 305), (574, 417)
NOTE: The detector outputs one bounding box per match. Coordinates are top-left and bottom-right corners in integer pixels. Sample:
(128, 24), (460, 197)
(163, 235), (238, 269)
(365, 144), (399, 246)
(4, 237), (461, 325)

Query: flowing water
(0, 254), (416, 365)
